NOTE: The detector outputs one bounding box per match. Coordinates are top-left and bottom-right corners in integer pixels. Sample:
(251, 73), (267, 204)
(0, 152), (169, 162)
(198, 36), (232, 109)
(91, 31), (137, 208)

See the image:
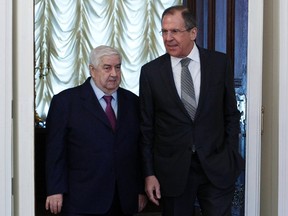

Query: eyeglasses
(160, 28), (192, 37)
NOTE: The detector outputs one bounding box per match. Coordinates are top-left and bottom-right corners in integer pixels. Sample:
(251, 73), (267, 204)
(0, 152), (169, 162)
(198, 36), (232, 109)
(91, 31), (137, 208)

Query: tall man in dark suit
(139, 5), (244, 216)
(45, 45), (147, 216)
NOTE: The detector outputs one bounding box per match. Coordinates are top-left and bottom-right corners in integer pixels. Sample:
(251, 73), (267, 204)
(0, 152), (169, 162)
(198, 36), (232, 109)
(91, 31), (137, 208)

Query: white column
(13, 0), (35, 215)
(278, 0), (288, 214)
(245, 0), (263, 215)
(0, 0), (13, 215)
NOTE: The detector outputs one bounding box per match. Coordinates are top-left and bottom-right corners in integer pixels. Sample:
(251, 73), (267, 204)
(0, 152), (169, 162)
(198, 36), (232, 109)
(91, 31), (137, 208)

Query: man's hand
(145, 175), (161, 206)
(138, 194), (148, 212)
(45, 194), (63, 214)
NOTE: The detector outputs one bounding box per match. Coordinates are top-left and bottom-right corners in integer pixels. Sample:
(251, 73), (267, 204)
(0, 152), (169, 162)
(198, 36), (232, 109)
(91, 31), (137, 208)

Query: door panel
(187, 1), (248, 215)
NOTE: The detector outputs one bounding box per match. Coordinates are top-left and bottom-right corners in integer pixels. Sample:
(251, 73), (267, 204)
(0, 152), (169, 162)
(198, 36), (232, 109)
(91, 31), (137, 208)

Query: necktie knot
(103, 95), (113, 104)
(181, 58), (191, 67)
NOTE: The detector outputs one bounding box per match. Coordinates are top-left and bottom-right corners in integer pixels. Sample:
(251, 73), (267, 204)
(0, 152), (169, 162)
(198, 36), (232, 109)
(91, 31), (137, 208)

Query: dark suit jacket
(46, 77), (142, 214)
(139, 47), (245, 197)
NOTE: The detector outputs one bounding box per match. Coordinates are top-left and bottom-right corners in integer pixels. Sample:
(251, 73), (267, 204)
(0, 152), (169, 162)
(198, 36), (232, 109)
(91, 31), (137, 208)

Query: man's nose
(110, 67), (117, 76)
(165, 32), (174, 40)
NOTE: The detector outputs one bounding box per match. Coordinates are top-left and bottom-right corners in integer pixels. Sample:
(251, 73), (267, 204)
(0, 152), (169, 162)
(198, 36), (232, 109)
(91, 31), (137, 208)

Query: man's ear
(190, 27), (198, 41)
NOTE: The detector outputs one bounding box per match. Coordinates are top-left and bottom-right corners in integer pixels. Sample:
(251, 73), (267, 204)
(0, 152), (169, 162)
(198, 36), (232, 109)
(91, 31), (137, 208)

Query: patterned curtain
(34, 0), (182, 123)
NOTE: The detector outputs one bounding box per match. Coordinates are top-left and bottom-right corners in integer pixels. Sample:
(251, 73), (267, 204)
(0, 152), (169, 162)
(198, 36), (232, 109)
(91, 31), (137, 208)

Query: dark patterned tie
(103, 95), (116, 131)
(181, 58), (197, 120)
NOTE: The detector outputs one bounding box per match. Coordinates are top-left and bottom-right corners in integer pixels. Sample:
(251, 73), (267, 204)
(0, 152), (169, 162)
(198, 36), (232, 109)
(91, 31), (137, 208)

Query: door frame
(0, 0), (13, 215)
(244, 0), (263, 215)
(13, 0), (35, 215)
(12, 0), (263, 215)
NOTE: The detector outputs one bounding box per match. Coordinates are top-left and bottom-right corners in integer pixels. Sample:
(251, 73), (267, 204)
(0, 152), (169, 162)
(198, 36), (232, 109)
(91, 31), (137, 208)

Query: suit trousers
(62, 186), (133, 216)
(162, 153), (235, 216)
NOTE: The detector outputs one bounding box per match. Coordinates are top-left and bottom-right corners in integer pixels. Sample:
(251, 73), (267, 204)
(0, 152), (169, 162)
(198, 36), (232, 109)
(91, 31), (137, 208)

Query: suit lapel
(196, 47), (210, 116)
(115, 88), (125, 132)
(159, 54), (199, 119)
(80, 78), (112, 128)
(159, 54), (189, 116)
(161, 49), (212, 121)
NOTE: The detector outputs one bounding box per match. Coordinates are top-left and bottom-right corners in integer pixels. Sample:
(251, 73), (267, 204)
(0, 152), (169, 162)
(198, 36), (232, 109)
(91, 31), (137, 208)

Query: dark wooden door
(185, 0), (247, 215)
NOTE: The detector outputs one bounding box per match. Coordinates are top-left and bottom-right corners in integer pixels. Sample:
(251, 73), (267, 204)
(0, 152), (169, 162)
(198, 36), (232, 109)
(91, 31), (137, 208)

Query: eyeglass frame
(159, 28), (193, 37)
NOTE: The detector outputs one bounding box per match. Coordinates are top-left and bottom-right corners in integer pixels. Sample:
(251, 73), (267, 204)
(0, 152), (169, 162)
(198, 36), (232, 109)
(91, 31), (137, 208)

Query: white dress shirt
(170, 43), (201, 106)
(90, 78), (118, 117)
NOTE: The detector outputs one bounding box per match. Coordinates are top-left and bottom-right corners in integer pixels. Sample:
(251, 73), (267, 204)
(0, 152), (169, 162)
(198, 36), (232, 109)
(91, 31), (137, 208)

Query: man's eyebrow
(103, 63), (121, 67)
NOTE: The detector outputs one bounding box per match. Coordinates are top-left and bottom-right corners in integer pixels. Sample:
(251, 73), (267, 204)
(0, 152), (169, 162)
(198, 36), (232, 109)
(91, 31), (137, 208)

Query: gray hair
(162, 5), (197, 30)
(89, 45), (122, 67)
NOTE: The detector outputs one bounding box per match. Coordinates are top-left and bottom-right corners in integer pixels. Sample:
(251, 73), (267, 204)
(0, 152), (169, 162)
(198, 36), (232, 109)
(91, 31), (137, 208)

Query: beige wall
(261, 0), (279, 215)
(262, 0), (277, 214)
(261, 0), (288, 215)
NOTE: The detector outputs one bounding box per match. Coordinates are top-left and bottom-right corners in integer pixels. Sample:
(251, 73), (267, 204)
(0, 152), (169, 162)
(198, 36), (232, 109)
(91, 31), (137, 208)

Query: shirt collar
(89, 78), (117, 100)
(171, 42), (200, 67)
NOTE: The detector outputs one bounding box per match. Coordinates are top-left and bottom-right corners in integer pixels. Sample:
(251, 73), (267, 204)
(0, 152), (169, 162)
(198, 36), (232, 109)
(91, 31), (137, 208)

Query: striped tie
(181, 58), (197, 120)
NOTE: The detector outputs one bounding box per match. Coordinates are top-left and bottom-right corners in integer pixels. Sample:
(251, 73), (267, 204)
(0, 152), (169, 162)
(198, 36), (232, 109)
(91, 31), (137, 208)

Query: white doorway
(8, 0), (263, 215)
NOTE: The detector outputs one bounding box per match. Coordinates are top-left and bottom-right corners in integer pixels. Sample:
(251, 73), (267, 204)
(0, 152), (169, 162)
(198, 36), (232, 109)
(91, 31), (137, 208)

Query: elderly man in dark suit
(45, 45), (147, 216)
(139, 5), (244, 216)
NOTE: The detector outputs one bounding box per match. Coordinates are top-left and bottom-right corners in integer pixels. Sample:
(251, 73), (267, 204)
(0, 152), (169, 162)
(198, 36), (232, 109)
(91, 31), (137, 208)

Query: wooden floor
(37, 208), (161, 216)
(36, 197), (162, 216)
(38, 209), (161, 216)
(36, 198), (201, 216)
(37, 211), (161, 216)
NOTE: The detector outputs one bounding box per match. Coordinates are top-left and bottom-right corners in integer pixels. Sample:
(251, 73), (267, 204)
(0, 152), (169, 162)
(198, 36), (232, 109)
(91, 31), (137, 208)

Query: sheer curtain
(34, 0), (182, 122)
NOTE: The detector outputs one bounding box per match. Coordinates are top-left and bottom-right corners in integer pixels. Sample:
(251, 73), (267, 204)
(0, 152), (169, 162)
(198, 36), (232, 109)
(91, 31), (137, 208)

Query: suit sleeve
(45, 94), (69, 195)
(139, 67), (155, 177)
